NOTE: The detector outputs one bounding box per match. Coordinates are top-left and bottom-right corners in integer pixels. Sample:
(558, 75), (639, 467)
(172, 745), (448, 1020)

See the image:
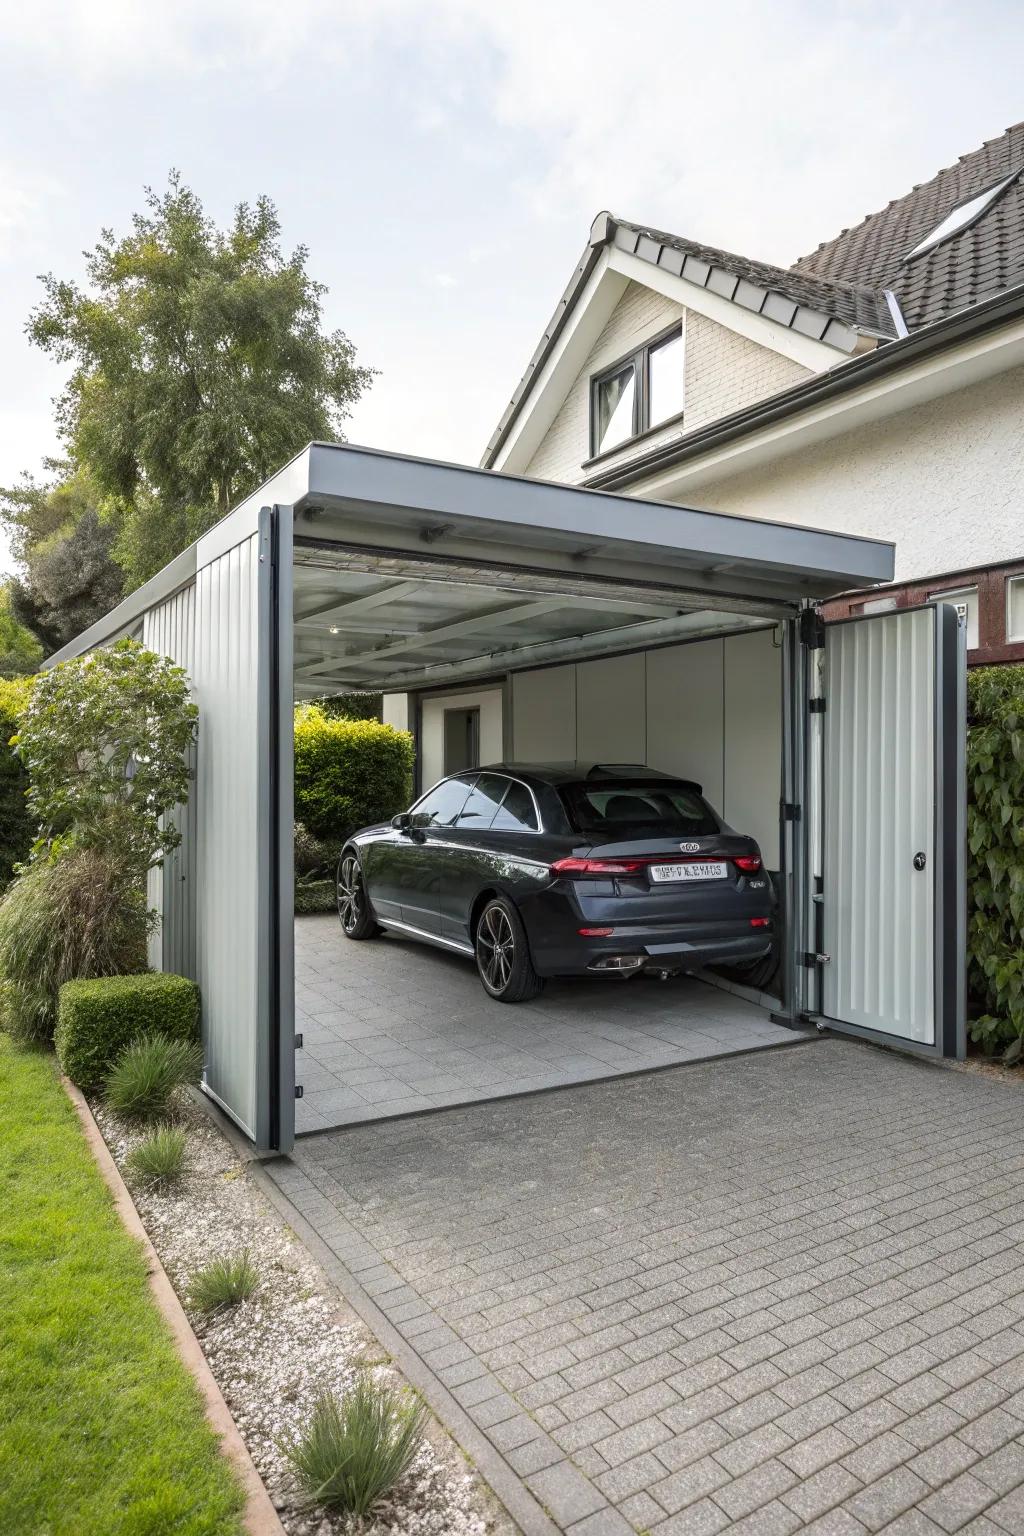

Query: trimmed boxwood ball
(56, 972), (200, 1095)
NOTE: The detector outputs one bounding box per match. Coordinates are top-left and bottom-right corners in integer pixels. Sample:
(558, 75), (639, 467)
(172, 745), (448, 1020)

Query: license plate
(649, 861), (728, 883)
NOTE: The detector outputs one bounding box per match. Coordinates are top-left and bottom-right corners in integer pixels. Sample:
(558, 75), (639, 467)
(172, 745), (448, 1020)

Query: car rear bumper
(530, 922), (774, 978)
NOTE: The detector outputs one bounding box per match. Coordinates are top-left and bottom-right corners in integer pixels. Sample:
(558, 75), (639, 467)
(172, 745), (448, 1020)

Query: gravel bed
(94, 1095), (501, 1536)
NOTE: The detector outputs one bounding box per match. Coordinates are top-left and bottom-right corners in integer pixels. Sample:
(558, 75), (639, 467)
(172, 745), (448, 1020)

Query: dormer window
(904, 171), (1019, 261)
(590, 324), (683, 458)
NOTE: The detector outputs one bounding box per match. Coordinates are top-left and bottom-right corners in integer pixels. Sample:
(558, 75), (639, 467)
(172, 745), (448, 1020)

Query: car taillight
(551, 857), (646, 876)
(750, 917), (770, 928)
(733, 855), (762, 872)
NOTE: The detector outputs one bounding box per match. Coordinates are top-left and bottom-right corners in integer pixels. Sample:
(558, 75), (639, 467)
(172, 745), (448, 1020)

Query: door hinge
(783, 802), (802, 822)
(802, 951), (831, 967)
(294, 1032), (304, 1050)
(294, 1085), (304, 1099)
(799, 609), (825, 650)
(809, 697), (826, 714)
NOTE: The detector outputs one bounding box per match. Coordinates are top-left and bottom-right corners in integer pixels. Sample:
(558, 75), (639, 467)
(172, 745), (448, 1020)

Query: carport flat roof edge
(304, 441), (895, 587)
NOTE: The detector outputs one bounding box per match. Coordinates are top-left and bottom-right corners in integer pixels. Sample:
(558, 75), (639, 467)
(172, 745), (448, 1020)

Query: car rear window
(560, 780), (719, 838)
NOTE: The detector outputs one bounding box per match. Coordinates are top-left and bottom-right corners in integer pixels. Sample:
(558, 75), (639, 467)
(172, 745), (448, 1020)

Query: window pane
(1007, 577), (1024, 643)
(411, 776), (473, 828)
(490, 780), (539, 831)
(594, 364), (635, 454)
(455, 773), (508, 828)
(648, 332), (683, 426)
(561, 779), (719, 837)
(929, 587), (979, 649)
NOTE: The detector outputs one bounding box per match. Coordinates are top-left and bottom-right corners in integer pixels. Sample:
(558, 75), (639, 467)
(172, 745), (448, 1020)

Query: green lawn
(0, 1036), (245, 1536)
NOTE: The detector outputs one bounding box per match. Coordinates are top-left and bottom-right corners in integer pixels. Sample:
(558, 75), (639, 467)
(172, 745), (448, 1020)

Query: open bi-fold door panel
(817, 603), (965, 1058)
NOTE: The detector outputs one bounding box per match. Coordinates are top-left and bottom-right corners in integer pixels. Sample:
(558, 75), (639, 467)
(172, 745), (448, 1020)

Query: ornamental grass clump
(104, 1034), (203, 1122)
(284, 1377), (427, 1517)
(187, 1251), (259, 1314)
(126, 1126), (187, 1189)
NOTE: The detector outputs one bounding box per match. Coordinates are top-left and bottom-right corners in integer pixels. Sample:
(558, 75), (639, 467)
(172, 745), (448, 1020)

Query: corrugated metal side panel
(192, 534), (261, 1137)
(823, 608), (935, 1043)
(143, 584), (198, 980)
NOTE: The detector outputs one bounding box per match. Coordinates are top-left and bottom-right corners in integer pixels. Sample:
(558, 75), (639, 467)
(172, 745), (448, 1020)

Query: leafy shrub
(967, 664), (1024, 1054)
(0, 849), (151, 1045)
(14, 636), (197, 868)
(294, 707), (413, 843)
(127, 1126), (187, 1188)
(103, 1033), (203, 1121)
(0, 676), (33, 891)
(56, 971), (200, 1093)
(294, 821), (341, 878)
(284, 1378), (427, 1516)
(187, 1251), (259, 1313)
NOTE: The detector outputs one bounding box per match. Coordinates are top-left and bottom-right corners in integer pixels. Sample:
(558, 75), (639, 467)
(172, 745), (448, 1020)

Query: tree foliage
(966, 664), (1024, 1055)
(28, 172), (374, 588)
(0, 468), (124, 654)
(14, 637), (197, 870)
(0, 586), (43, 680)
(0, 677), (33, 889)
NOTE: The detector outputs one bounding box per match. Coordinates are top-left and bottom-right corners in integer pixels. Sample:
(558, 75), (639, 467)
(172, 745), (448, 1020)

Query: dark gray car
(336, 763), (775, 1002)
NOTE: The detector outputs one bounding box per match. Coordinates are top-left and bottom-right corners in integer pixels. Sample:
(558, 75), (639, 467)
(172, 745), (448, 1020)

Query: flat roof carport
(45, 442), (897, 1153)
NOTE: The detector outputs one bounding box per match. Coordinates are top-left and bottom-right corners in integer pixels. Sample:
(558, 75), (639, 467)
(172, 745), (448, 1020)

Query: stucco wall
(661, 363), (1024, 585)
(524, 279), (814, 486)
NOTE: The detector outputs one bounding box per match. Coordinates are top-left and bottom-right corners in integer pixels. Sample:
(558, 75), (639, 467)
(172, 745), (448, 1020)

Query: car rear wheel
(336, 852), (381, 940)
(475, 897), (544, 1003)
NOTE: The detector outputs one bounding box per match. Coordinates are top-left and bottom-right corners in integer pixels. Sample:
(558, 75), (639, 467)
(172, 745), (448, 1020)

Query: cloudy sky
(1, 0), (1023, 576)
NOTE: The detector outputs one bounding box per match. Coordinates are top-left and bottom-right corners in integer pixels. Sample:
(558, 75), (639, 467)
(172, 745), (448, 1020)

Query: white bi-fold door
(818, 603), (965, 1057)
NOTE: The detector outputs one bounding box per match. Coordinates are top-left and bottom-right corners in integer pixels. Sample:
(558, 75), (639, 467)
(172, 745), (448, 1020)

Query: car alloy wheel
(477, 902), (515, 994)
(474, 896), (544, 1002)
(337, 854), (363, 933)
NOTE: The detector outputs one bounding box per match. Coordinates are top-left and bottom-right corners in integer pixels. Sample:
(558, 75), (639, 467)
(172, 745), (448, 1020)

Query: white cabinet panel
(645, 639), (725, 807)
(576, 652), (646, 763)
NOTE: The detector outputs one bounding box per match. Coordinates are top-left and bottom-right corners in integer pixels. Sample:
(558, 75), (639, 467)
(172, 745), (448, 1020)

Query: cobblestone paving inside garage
(294, 915), (794, 1133)
(268, 1039), (1024, 1536)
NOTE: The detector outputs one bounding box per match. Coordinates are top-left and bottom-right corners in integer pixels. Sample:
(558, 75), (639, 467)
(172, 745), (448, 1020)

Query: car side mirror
(391, 812), (412, 833)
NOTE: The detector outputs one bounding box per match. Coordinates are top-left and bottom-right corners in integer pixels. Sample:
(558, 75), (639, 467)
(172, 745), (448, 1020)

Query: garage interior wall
(419, 687), (504, 788)
(508, 628), (783, 867)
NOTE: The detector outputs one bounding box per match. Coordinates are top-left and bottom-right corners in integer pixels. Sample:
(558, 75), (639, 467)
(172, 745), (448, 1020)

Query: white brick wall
(524, 280), (812, 485)
(683, 310), (811, 432)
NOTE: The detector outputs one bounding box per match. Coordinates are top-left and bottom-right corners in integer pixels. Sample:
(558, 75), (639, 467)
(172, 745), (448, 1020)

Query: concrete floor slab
(294, 915), (797, 1134)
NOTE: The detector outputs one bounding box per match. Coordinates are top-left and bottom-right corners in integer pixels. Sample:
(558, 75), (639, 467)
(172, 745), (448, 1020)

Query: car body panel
(342, 763), (776, 982)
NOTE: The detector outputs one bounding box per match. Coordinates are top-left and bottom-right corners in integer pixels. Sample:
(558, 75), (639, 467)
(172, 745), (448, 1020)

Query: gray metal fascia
(303, 441), (894, 587)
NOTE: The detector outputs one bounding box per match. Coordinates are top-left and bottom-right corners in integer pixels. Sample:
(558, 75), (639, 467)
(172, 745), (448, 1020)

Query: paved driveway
(295, 915), (793, 1133)
(269, 1041), (1024, 1535)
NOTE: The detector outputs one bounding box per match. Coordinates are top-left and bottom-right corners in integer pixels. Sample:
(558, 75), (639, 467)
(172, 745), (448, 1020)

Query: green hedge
(294, 707), (413, 843)
(295, 878), (336, 915)
(967, 664), (1024, 1054)
(0, 677), (33, 890)
(56, 972), (200, 1094)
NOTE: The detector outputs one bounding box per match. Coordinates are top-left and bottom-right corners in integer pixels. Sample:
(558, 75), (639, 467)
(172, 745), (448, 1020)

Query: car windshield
(561, 779), (720, 838)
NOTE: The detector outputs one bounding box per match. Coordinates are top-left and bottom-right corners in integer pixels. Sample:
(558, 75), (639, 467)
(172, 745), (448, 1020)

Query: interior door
(818, 602), (965, 1057)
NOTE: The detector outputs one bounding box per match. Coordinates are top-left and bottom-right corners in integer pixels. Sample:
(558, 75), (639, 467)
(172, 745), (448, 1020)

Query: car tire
(475, 896), (544, 1003)
(336, 851), (381, 940)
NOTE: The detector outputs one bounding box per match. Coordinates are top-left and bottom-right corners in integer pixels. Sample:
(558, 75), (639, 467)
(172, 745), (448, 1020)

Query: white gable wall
(524, 280), (812, 486)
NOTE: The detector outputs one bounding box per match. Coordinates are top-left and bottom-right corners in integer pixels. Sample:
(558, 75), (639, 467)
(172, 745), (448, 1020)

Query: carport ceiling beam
(294, 596), (572, 680)
(293, 579), (424, 626)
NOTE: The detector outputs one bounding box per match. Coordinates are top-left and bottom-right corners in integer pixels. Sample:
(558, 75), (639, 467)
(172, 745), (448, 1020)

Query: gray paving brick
(273, 1036), (1024, 1536)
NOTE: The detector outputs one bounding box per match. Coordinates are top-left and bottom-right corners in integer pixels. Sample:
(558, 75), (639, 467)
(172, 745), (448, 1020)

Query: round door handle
(913, 851), (927, 871)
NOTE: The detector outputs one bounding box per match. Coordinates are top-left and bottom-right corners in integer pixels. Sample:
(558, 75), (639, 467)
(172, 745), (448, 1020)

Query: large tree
(27, 173), (374, 587)
(0, 471), (124, 654)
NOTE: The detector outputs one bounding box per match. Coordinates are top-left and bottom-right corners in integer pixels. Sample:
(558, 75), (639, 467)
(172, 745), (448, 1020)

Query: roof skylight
(904, 171), (1018, 261)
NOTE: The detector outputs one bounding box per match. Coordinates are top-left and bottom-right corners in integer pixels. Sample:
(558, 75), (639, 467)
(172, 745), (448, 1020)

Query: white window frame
(1006, 575), (1024, 644)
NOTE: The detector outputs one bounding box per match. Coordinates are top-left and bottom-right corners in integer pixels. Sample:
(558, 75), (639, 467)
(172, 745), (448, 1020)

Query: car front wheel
(475, 896), (544, 1003)
(336, 852), (381, 940)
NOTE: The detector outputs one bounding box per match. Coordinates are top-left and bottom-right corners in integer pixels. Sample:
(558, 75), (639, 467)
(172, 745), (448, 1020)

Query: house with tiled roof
(483, 124), (1024, 664)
